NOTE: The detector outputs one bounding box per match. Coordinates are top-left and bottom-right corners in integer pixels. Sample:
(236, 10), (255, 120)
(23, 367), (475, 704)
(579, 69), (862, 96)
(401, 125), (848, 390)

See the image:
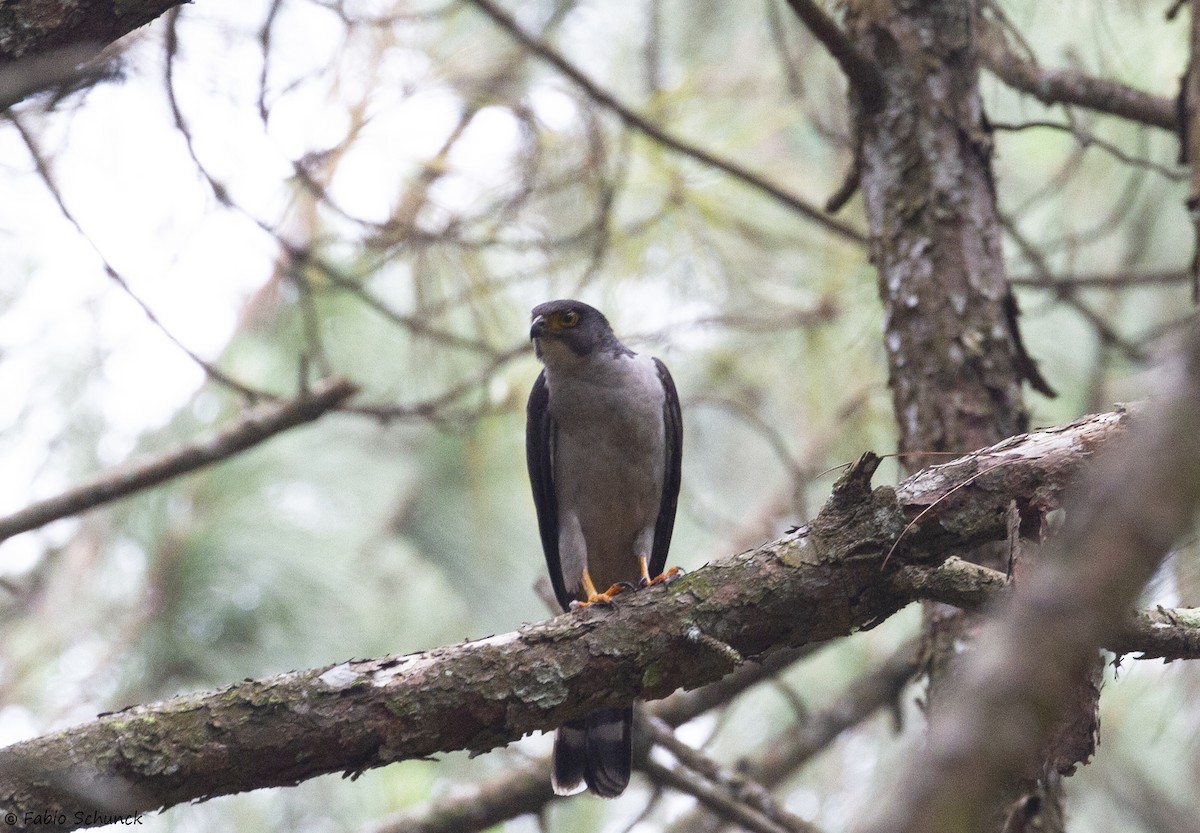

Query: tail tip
(551, 773), (588, 796)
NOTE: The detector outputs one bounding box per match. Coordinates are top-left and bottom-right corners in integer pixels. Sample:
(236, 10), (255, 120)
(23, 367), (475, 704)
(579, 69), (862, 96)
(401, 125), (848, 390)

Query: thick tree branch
(373, 644), (821, 833)
(0, 377), (358, 545)
(857, 327), (1200, 833)
(0, 407), (1148, 830)
(849, 0), (1050, 466)
(463, 0), (866, 244)
(977, 16), (1175, 130)
(895, 557), (1200, 662)
(0, 43), (116, 108)
(0, 1), (184, 64)
(851, 1), (1067, 815)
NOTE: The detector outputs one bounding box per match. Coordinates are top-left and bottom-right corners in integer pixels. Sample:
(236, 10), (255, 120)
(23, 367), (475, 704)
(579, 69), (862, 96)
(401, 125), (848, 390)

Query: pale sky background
(0, 6), (1196, 833)
(0, 3), (556, 573)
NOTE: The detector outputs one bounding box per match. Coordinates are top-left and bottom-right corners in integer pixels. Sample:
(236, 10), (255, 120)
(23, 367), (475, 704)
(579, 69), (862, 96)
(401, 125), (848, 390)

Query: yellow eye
(561, 310), (580, 327)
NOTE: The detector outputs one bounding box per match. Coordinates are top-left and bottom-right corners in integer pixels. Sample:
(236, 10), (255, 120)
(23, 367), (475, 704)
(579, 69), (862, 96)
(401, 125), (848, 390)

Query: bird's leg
(638, 555), (681, 588)
(569, 568), (629, 609)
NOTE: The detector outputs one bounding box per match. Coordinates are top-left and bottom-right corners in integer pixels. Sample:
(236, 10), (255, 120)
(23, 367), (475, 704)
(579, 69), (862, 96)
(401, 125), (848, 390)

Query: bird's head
(529, 299), (624, 367)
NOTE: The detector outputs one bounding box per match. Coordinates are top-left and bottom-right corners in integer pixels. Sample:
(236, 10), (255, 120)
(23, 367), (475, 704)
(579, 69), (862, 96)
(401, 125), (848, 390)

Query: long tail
(551, 707), (633, 798)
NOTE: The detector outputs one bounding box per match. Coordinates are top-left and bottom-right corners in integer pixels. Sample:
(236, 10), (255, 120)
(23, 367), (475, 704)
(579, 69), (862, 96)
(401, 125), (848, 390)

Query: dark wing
(649, 358), (683, 578)
(526, 370), (573, 611)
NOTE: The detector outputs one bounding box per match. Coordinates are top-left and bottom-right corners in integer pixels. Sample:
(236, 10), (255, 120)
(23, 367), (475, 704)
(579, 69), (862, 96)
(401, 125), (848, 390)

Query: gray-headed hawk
(525, 299), (683, 798)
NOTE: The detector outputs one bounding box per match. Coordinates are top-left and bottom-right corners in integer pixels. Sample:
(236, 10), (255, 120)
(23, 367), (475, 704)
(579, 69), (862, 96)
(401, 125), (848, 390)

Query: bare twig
(255, 0), (285, 124)
(782, 0), (884, 111)
(366, 758), (554, 833)
(1009, 142), (1088, 217)
(990, 119), (1185, 181)
(310, 264), (502, 355)
(8, 111), (264, 399)
(343, 343), (528, 426)
(640, 758), (806, 833)
(464, 0), (866, 244)
(1009, 269), (1190, 289)
(1042, 162), (1151, 254)
(652, 644), (821, 726)
(0, 378), (358, 545)
(752, 638), (920, 786)
(670, 638), (920, 833)
(688, 395), (806, 483)
(1000, 213), (1149, 363)
(824, 144), (862, 213)
(977, 14), (1175, 130)
(641, 712), (820, 833)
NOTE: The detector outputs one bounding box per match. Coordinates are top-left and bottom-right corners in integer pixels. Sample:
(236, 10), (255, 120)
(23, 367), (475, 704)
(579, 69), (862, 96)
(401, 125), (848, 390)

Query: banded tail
(551, 707), (632, 798)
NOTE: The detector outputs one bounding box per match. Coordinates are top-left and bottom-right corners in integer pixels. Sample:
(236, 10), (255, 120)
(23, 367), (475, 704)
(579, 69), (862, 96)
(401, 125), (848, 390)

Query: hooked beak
(530, 314), (547, 340)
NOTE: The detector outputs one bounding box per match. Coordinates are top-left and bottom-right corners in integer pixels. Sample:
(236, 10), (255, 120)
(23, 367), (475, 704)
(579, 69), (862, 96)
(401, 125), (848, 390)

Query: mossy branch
(5, 406), (1189, 832)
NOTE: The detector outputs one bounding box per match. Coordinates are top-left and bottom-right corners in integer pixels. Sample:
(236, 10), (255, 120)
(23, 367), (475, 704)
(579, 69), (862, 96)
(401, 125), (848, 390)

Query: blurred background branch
(0, 377), (357, 544)
(0, 1), (1197, 831)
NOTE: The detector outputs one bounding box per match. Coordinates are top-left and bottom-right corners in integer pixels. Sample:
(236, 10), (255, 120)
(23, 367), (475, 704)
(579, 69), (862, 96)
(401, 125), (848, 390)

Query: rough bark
(373, 645), (818, 833)
(850, 0), (1045, 469)
(0, 408), (1151, 832)
(846, 2), (1070, 827)
(1184, 1), (1200, 301)
(0, 0), (185, 64)
(856, 328), (1200, 833)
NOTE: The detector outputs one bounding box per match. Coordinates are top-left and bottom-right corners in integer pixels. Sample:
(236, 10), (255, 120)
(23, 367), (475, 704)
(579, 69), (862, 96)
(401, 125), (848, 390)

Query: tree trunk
(848, 1), (1073, 828)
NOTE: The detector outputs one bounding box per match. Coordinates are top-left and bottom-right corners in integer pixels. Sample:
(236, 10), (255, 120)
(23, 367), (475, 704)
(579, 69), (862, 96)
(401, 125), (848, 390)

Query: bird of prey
(525, 299), (683, 798)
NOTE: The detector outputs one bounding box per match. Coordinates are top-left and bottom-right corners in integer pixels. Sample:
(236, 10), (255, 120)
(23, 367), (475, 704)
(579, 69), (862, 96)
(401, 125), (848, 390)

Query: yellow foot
(570, 570), (632, 609)
(637, 555), (681, 588)
(569, 583), (628, 609)
(641, 565), (681, 588)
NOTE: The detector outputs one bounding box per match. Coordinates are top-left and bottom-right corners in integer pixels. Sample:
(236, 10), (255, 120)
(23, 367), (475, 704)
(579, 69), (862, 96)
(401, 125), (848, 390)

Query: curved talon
(657, 565), (682, 584)
(644, 565), (682, 587)
(638, 555), (682, 588)
(571, 582), (630, 609)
